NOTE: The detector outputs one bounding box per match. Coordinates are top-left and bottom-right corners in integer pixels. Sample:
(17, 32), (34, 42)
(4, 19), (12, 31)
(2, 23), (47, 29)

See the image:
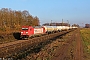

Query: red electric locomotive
(20, 26), (45, 39)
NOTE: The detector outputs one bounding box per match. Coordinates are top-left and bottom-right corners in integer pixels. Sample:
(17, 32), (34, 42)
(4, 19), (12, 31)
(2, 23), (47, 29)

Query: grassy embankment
(80, 28), (90, 59)
(0, 30), (20, 44)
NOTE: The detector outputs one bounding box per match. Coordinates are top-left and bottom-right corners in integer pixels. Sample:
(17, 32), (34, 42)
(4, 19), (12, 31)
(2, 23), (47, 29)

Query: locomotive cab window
(22, 28), (28, 30)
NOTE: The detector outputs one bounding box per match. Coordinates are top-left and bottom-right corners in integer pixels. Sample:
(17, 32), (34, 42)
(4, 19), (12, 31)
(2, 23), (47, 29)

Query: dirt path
(52, 29), (84, 60)
(74, 29), (84, 60)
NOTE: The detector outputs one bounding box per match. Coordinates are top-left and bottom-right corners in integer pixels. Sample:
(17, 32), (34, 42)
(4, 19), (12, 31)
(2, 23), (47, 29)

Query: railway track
(0, 29), (74, 58)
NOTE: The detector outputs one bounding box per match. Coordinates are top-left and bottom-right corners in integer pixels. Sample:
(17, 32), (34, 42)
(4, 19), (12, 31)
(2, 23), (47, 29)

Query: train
(20, 26), (78, 39)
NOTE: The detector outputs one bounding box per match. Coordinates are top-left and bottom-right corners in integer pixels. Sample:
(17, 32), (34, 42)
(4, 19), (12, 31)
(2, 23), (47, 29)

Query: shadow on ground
(13, 32), (21, 40)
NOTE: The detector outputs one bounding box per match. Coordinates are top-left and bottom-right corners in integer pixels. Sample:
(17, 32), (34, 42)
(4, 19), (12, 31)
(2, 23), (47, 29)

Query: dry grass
(0, 30), (20, 44)
(80, 28), (90, 60)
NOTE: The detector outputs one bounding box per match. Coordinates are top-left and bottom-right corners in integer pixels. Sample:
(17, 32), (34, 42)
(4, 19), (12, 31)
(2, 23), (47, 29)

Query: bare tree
(0, 8), (40, 32)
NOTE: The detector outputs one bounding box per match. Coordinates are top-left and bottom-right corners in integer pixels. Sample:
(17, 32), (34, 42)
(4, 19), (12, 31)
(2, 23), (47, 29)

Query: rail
(0, 29), (74, 58)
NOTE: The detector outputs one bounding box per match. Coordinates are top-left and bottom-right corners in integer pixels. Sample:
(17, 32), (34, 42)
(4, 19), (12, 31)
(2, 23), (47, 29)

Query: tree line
(0, 8), (40, 32)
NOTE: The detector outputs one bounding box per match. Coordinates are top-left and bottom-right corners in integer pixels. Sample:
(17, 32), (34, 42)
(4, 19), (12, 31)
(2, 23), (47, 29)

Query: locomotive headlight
(21, 32), (23, 33)
(26, 32), (28, 33)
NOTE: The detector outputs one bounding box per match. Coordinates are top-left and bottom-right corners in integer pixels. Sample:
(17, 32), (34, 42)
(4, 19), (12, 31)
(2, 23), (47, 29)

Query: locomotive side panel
(34, 28), (43, 34)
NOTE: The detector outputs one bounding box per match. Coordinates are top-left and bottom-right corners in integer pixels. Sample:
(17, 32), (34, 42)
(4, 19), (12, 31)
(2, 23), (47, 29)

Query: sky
(0, 0), (90, 26)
